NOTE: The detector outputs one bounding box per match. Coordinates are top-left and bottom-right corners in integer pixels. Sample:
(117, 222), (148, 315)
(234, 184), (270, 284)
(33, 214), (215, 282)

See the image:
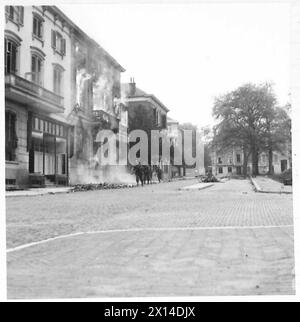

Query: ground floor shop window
(29, 115), (68, 177)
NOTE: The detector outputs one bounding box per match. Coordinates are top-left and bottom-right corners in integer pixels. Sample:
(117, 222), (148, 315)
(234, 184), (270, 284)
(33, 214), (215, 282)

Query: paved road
(6, 179), (294, 298)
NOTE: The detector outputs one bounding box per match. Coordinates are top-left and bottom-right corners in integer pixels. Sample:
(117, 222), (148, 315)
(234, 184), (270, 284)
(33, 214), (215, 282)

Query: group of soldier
(133, 163), (163, 186)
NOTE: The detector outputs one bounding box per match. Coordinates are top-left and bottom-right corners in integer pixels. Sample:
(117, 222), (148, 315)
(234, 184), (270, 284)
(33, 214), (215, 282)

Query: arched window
(30, 47), (45, 86)
(5, 31), (22, 74)
(32, 12), (44, 40)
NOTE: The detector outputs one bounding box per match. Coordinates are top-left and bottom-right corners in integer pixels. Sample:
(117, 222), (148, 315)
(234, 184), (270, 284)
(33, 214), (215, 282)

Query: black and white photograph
(1, 0), (300, 302)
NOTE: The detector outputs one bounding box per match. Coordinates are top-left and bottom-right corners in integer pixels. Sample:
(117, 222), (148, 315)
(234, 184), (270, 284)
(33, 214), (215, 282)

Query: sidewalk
(251, 176), (292, 194)
(6, 187), (73, 198)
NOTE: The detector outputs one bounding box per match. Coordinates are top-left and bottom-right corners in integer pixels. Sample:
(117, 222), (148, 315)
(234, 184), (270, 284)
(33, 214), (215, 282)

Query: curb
(249, 176), (292, 195)
(250, 176), (262, 192)
(180, 183), (214, 191)
(6, 188), (73, 198)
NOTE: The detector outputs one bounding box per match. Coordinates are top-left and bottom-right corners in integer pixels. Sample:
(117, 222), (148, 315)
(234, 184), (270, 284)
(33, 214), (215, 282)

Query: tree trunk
(252, 146), (259, 176)
(268, 147), (274, 175)
(243, 150), (248, 177)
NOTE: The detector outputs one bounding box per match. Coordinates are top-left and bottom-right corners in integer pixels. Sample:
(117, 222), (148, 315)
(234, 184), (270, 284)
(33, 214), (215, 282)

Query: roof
(121, 83), (170, 113)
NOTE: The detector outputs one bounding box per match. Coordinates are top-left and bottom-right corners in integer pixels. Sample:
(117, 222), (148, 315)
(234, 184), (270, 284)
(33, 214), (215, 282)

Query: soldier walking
(157, 166), (162, 183)
(133, 162), (144, 187)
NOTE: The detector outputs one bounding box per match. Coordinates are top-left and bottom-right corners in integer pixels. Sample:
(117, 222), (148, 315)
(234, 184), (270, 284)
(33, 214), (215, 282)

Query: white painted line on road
(7, 224), (294, 254)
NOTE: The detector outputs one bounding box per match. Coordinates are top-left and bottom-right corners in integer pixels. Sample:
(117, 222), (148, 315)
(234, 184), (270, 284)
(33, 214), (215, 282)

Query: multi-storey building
(122, 79), (169, 175)
(210, 146), (291, 177)
(5, 6), (73, 188)
(5, 5), (126, 189)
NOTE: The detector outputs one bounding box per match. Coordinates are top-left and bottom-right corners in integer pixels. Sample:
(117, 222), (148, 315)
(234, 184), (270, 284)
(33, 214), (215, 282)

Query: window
(218, 157), (222, 164)
(33, 14), (44, 39)
(162, 114), (167, 128)
(6, 6), (24, 26)
(32, 116), (66, 138)
(31, 54), (43, 85)
(53, 65), (64, 95)
(237, 154), (241, 163)
(5, 39), (18, 74)
(218, 167), (223, 174)
(5, 111), (18, 161)
(51, 30), (66, 56)
(228, 167), (232, 173)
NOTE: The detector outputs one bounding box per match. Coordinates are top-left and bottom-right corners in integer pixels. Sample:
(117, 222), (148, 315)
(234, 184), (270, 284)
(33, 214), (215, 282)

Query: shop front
(28, 113), (69, 186)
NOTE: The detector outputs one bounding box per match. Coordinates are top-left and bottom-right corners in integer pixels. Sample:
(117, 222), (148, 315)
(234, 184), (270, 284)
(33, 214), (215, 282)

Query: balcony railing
(5, 73), (64, 109)
(93, 109), (120, 132)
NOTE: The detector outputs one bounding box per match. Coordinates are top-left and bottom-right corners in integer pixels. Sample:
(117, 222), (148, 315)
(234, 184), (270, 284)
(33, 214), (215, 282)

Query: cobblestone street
(6, 179), (294, 298)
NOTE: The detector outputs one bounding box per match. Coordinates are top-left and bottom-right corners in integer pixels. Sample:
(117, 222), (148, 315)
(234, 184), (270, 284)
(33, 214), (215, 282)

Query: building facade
(5, 5), (126, 189)
(5, 6), (73, 188)
(211, 146), (291, 177)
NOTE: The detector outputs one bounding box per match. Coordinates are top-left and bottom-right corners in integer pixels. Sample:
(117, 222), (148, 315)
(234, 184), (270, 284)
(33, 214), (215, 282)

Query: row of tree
(211, 83), (291, 176)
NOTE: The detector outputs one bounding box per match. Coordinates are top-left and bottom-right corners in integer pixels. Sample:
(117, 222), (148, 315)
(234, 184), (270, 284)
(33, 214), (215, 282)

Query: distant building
(122, 79), (170, 177)
(167, 117), (183, 178)
(167, 117), (205, 178)
(210, 145), (291, 177)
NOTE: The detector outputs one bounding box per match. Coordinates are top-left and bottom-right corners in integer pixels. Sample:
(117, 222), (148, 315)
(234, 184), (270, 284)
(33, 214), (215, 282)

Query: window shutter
(19, 6), (24, 25)
(5, 6), (10, 15)
(51, 30), (56, 48)
(62, 38), (66, 55)
(40, 20), (44, 39)
(153, 108), (157, 125)
(11, 44), (16, 73)
(4, 39), (7, 72)
(33, 17), (36, 35)
(162, 114), (167, 128)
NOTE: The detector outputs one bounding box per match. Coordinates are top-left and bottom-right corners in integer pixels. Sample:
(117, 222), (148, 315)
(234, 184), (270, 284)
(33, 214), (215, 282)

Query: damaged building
(5, 5), (126, 189)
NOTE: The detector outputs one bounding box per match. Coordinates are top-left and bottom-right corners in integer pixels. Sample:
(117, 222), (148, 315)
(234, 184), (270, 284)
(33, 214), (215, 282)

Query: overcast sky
(60, 2), (291, 127)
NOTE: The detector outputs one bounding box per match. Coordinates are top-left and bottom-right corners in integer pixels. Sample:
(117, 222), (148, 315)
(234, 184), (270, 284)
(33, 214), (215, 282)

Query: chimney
(129, 77), (136, 96)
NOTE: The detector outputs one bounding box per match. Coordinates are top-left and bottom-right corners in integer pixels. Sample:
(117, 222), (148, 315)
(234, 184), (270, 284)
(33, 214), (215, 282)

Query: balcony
(5, 73), (64, 114)
(93, 109), (119, 133)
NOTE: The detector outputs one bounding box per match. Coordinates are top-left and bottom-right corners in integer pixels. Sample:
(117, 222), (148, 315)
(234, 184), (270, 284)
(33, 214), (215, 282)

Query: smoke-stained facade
(68, 24), (126, 185)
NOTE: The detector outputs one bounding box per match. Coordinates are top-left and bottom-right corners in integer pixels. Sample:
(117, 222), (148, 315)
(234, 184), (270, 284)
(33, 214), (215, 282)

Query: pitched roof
(121, 83), (170, 113)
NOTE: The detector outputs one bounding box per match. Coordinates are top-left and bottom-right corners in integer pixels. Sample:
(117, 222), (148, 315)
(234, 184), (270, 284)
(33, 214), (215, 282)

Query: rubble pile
(71, 183), (135, 192)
